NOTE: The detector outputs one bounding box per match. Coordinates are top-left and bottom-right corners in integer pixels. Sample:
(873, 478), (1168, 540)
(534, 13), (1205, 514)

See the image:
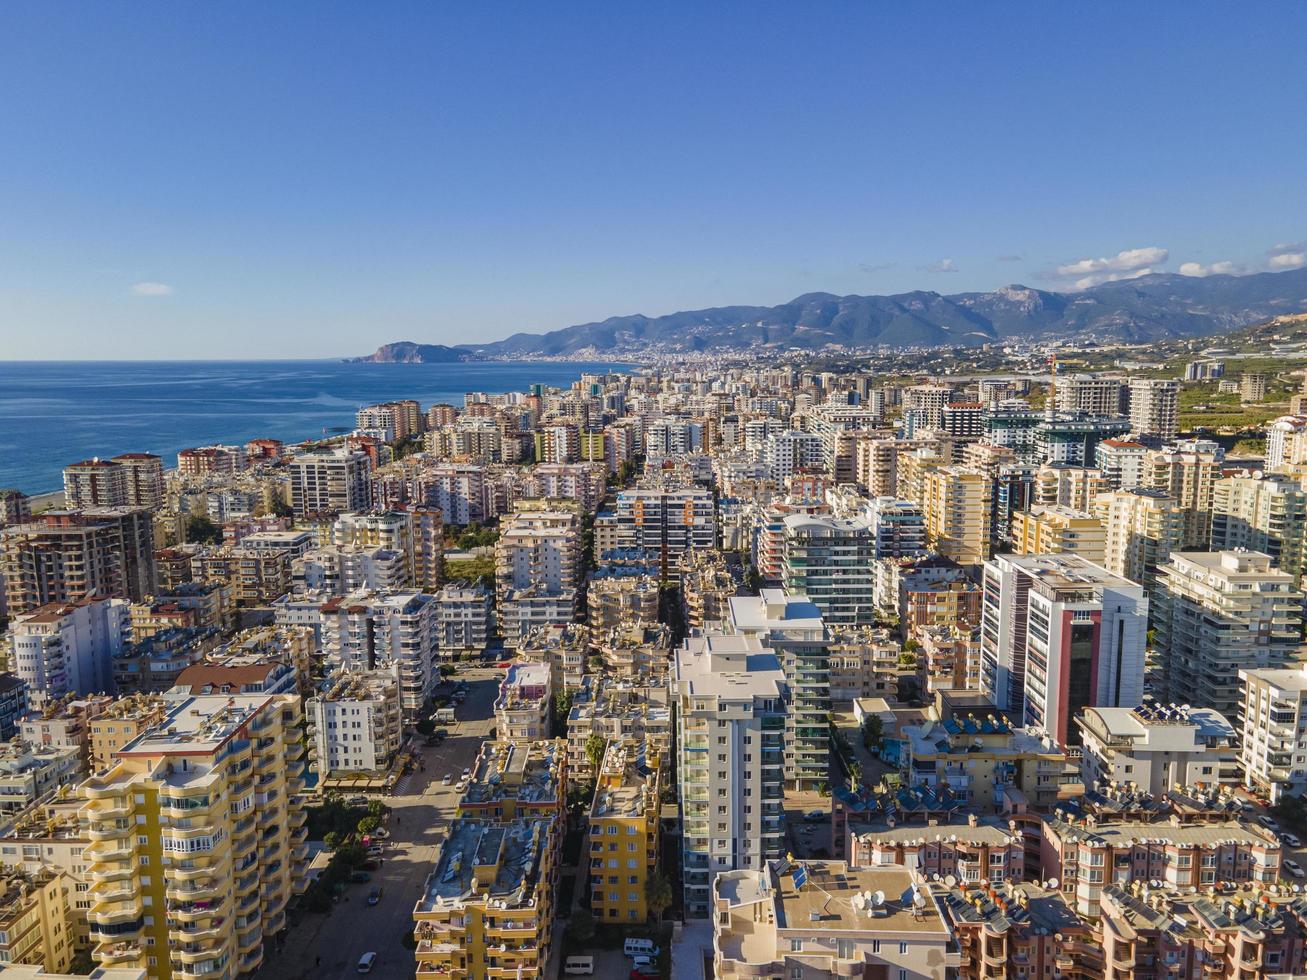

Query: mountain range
(351, 267), (1307, 361)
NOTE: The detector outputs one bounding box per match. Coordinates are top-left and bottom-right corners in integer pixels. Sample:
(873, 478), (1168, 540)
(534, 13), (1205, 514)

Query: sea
(0, 359), (635, 495)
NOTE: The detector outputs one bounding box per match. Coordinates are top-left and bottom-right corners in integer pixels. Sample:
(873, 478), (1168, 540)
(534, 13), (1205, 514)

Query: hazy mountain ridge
(352, 267), (1307, 360)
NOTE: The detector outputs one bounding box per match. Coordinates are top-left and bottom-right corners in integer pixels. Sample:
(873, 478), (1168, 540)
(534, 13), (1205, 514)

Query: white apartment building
(672, 632), (788, 918)
(1266, 415), (1307, 472)
(1156, 550), (1304, 723)
(434, 582), (493, 655)
(1054, 373), (1123, 415)
(865, 495), (927, 558)
(292, 545), (407, 593)
(1077, 703), (1239, 795)
(779, 514), (875, 625)
(1239, 663), (1307, 802)
(307, 669), (404, 776)
(1092, 488), (1186, 591)
(423, 463), (487, 525)
(494, 661), (552, 742)
(320, 590), (437, 721)
(1128, 377), (1179, 445)
(1095, 438), (1150, 490)
(289, 448), (372, 516)
(8, 597), (129, 708)
(762, 430), (823, 482)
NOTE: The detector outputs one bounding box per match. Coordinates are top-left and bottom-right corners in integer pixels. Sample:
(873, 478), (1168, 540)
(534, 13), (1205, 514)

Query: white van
(563, 956), (595, 975)
(356, 951), (377, 973)
(625, 938), (659, 958)
(632, 954), (656, 970)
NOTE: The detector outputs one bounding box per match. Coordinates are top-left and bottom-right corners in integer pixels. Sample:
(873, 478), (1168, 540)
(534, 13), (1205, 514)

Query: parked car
(1284, 832), (1303, 848)
(1259, 814), (1281, 831)
(442, 774), (453, 785)
(347, 795), (370, 806)
(367, 888), (382, 906)
(803, 810), (826, 823)
(356, 952), (377, 973)
(462, 767), (472, 779)
(1285, 859), (1305, 878)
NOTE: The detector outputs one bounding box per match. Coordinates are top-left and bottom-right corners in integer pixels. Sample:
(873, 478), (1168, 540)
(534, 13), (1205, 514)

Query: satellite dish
(932, 872), (941, 881)
(913, 891), (928, 909)
(944, 875), (957, 887)
(980, 878), (989, 888)
(1046, 878), (1058, 889)
(851, 893), (866, 910)
(871, 890), (886, 908)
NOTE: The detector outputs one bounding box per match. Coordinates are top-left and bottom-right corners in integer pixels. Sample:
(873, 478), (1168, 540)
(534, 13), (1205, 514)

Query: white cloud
(1051, 246), (1168, 289)
(131, 281), (174, 297)
(1267, 242), (1305, 270)
(1179, 260), (1239, 277)
(922, 258), (957, 273)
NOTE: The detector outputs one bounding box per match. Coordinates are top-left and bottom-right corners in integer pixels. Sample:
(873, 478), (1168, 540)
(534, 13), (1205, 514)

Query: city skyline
(2, 4), (1306, 358)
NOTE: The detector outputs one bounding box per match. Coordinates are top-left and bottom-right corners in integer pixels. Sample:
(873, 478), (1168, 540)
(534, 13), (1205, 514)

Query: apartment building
(176, 445), (244, 477)
(419, 463), (487, 525)
(78, 694), (308, 979)
(594, 487), (716, 565)
(190, 547), (290, 607)
(0, 674), (29, 740)
(291, 544), (407, 593)
(1035, 463), (1108, 511)
(63, 460), (129, 509)
(494, 506), (581, 643)
(921, 465), (992, 565)
(587, 738), (662, 924)
(1098, 881), (1307, 979)
(458, 739), (566, 828)
(672, 632), (789, 918)
(1155, 550), (1303, 722)
(86, 696), (169, 772)
(1126, 378), (1179, 446)
(0, 743), (82, 815)
(1095, 438), (1150, 490)
(1238, 663), (1307, 803)
(678, 551), (739, 631)
(585, 569), (659, 629)
(0, 800), (93, 956)
(306, 669), (403, 777)
(761, 430), (823, 481)
(712, 861), (958, 980)
(1010, 505), (1106, 564)
(825, 627), (901, 703)
(517, 623), (588, 693)
(288, 448), (372, 516)
(1145, 440), (1222, 548)
(319, 591), (437, 721)
(1056, 374), (1124, 416)
(412, 819), (555, 980)
(0, 870), (78, 974)
(110, 627), (221, 696)
(980, 554), (1147, 744)
(0, 488), (33, 526)
(1092, 488), (1186, 593)
(433, 582), (493, 656)
(8, 597), (129, 708)
(854, 437), (901, 495)
(1041, 809), (1280, 918)
(1210, 471), (1307, 584)
(779, 514), (875, 625)
(864, 495), (927, 558)
(1266, 414), (1307, 472)
(1077, 703), (1239, 795)
(565, 679), (671, 781)
(729, 591), (827, 791)
(494, 662), (552, 742)
(1, 509), (156, 616)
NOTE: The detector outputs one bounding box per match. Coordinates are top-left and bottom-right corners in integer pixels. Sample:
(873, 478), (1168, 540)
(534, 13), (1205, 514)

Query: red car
(495, 661), (512, 668)
(630, 971), (657, 980)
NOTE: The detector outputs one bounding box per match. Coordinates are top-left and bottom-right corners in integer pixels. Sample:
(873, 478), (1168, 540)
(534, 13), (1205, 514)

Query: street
(260, 665), (502, 980)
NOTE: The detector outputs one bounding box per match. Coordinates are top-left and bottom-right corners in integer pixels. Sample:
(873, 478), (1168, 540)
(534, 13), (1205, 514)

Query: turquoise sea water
(0, 360), (631, 493)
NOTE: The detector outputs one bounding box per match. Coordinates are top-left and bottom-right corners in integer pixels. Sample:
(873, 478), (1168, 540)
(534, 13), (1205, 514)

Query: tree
(323, 831), (342, 851)
(552, 689), (575, 737)
(268, 497), (293, 518)
(645, 873), (673, 922)
(415, 717), (436, 737)
(585, 733), (607, 774)
(902, 638), (920, 653)
(566, 908), (596, 945)
(185, 514), (222, 545)
(358, 815), (380, 835)
(367, 800), (386, 819)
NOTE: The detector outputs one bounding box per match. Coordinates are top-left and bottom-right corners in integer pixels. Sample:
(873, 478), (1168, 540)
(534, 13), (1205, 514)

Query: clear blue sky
(2, 3), (1305, 359)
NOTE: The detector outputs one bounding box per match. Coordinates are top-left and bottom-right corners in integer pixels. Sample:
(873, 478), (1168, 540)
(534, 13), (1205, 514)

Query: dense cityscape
(6, 316), (1307, 979)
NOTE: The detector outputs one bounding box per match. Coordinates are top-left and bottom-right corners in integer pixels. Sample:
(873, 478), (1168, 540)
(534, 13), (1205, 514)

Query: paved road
(261, 666), (502, 980)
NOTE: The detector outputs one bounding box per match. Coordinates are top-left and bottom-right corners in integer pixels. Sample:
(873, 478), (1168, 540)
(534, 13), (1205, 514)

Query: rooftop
(461, 740), (563, 807)
(417, 818), (549, 911)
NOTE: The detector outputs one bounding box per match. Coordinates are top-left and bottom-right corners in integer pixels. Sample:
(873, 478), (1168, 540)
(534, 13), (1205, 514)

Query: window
(790, 939), (803, 952)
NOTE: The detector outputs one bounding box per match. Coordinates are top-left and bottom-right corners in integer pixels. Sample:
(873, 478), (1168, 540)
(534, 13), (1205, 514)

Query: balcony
(94, 940), (144, 966)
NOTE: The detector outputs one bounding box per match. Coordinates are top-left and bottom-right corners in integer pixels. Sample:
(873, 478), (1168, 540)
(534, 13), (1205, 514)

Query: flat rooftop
(417, 818), (548, 911)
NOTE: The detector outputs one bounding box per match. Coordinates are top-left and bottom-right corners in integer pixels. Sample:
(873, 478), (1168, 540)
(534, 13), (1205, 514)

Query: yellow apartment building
(587, 738), (662, 924)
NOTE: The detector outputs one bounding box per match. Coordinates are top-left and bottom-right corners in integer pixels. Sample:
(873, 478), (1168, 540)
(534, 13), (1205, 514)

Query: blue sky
(2, 3), (1305, 359)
